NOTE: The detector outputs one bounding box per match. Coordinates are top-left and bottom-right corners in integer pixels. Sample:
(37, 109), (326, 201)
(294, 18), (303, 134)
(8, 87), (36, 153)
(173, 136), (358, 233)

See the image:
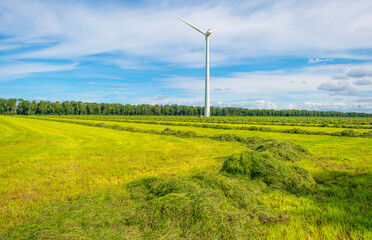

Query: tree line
(0, 98), (370, 117)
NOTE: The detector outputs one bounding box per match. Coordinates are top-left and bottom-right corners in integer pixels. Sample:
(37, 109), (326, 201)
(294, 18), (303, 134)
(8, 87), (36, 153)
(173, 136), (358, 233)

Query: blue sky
(1, 0), (372, 112)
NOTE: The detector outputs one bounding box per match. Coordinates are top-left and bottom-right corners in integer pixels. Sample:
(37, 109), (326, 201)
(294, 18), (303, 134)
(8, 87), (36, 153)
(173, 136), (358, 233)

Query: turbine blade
(173, 13), (206, 35)
(209, 17), (235, 34)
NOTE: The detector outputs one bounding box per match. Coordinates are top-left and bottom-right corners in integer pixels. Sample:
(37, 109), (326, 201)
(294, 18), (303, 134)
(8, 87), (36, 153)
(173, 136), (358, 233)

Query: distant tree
(0, 98), (370, 117)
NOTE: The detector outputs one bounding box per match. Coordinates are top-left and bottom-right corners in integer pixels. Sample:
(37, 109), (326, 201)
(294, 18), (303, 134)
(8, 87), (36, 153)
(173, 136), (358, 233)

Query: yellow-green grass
(186, 122), (372, 133)
(43, 115), (372, 132)
(126, 120), (372, 133)
(0, 116), (247, 229)
(60, 115), (372, 127)
(258, 187), (372, 240)
(36, 116), (372, 173)
(2, 115), (371, 239)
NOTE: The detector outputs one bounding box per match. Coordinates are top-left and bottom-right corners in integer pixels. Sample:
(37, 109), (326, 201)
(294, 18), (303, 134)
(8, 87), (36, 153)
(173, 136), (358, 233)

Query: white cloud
(215, 100), (372, 112)
(150, 95), (169, 101)
(161, 71), (330, 101)
(355, 97), (372, 103)
(353, 79), (371, 86)
(1, 0), (372, 113)
(283, 103), (297, 110)
(304, 101), (372, 111)
(308, 58), (332, 63)
(0, 43), (24, 51)
(213, 88), (231, 91)
(304, 101), (347, 110)
(318, 80), (360, 96)
(1, 0), (372, 66)
(214, 100), (278, 109)
(141, 95), (202, 106)
(156, 63), (372, 112)
(301, 63), (372, 98)
(86, 81), (128, 87)
(347, 67), (372, 78)
(109, 59), (141, 70)
(0, 62), (77, 81)
(305, 63), (372, 77)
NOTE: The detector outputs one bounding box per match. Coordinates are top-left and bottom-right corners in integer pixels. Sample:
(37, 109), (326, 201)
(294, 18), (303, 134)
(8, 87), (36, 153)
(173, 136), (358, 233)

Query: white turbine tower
(174, 14), (233, 117)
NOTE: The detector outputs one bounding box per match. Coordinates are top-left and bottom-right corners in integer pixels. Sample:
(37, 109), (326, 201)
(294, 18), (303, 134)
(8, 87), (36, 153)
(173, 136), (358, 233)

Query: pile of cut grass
(212, 134), (311, 162)
(221, 151), (314, 193)
(4, 150), (313, 239)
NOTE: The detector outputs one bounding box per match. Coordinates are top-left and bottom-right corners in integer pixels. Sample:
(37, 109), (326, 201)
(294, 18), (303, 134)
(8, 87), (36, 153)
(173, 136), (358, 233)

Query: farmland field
(1, 115), (371, 239)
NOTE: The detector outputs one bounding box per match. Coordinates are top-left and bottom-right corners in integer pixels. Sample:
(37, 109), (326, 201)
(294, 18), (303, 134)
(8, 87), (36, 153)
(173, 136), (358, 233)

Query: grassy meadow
(1, 115), (371, 239)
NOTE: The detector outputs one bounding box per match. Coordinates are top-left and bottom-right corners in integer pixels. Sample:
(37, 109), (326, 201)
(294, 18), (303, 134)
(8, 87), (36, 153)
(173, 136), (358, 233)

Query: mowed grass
(44, 115), (372, 132)
(0, 116), (247, 229)
(38, 116), (372, 172)
(1, 115), (371, 239)
(60, 115), (372, 128)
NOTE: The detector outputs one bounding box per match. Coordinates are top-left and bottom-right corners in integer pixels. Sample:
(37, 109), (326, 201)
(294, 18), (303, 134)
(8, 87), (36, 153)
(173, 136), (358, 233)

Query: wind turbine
(174, 14), (233, 117)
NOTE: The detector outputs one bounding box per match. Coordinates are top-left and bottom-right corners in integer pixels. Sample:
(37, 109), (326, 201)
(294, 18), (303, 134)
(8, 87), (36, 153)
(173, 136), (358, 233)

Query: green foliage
(1, 98), (371, 117)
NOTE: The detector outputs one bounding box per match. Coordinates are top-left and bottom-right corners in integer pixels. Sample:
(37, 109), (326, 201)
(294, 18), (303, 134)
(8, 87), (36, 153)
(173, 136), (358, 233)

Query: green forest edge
(32, 116), (372, 138)
(3, 117), (371, 239)
(1, 98), (371, 118)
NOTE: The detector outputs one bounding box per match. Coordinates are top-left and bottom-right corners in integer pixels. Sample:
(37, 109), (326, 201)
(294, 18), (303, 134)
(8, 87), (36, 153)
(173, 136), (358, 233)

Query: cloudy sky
(1, 0), (372, 112)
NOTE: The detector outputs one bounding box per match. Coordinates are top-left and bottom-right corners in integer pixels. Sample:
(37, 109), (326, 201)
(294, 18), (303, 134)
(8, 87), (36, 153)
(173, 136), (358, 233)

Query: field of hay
(1, 115), (371, 239)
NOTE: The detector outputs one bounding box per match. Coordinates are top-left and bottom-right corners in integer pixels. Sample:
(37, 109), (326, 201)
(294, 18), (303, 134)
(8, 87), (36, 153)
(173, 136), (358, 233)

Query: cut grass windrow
(30, 117), (312, 163)
(29, 116), (372, 172)
(31, 116), (372, 138)
(54, 115), (372, 129)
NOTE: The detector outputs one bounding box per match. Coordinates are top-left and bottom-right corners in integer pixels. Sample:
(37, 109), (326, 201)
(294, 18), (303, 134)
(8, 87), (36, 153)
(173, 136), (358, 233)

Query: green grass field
(1, 115), (371, 239)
